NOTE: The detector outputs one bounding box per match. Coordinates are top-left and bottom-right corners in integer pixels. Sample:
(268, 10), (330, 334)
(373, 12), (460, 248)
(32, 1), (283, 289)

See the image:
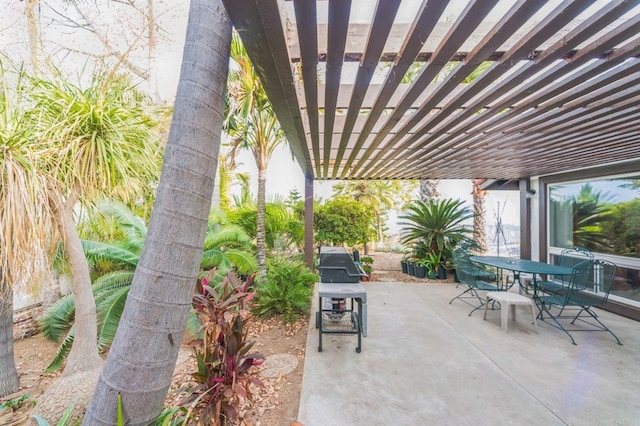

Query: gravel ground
(367, 251), (404, 271)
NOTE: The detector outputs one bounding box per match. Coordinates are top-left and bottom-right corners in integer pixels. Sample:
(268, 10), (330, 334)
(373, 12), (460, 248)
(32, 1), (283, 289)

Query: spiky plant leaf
(97, 286), (129, 352)
(81, 240), (140, 268)
(44, 326), (75, 373)
(38, 294), (76, 342)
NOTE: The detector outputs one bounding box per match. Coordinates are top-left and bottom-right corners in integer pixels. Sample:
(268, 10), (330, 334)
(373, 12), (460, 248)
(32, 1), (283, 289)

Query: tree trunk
(0, 285), (19, 397)
(375, 210), (383, 243)
(83, 1), (231, 424)
(256, 166), (267, 278)
(53, 191), (104, 376)
(472, 180), (488, 253)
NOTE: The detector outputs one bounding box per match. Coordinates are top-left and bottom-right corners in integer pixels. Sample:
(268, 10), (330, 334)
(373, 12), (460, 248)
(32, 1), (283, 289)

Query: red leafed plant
(183, 270), (264, 425)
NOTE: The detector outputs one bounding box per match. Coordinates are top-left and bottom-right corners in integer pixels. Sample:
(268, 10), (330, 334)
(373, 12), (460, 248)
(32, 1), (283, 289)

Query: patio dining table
(469, 256), (574, 297)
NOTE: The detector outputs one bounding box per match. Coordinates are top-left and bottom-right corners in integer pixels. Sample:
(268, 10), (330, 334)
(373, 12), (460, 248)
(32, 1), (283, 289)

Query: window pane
(549, 178), (640, 259)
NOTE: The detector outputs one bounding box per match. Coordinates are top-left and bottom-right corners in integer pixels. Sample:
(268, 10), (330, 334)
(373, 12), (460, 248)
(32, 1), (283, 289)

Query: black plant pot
(414, 265), (427, 278)
(401, 260), (408, 274)
(407, 262), (415, 276)
(438, 266), (448, 280)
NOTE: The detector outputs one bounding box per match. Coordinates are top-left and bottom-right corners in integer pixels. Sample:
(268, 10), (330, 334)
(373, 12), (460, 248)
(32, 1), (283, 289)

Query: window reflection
(550, 179), (640, 258)
(549, 177), (640, 303)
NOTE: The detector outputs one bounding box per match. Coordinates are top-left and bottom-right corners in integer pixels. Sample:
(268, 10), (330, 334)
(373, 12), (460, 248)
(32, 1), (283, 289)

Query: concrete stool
(483, 291), (537, 333)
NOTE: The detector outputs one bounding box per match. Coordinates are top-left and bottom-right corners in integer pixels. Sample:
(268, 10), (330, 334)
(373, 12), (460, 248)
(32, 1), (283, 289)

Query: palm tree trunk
(472, 180), (488, 253)
(0, 285), (19, 397)
(256, 166), (267, 278)
(84, 1), (231, 423)
(52, 190), (104, 376)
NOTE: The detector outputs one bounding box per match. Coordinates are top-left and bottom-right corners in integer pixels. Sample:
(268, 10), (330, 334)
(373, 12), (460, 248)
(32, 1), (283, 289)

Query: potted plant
(406, 259), (416, 276)
(399, 199), (473, 278)
(424, 252), (442, 280)
(414, 259), (428, 278)
(400, 256), (409, 274)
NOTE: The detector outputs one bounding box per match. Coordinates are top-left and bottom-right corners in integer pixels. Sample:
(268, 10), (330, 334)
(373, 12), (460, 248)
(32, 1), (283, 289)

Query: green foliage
(314, 197), (376, 246)
(421, 252), (442, 274)
(359, 256), (374, 275)
(184, 271), (264, 425)
(568, 184), (612, 251)
(606, 199), (640, 256)
(153, 407), (190, 426)
(228, 198), (304, 253)
(39, 203), (257, 372)
(253, 258), (318, 324)
(399, 198), (473, 255)
(0, 393), (31, 411)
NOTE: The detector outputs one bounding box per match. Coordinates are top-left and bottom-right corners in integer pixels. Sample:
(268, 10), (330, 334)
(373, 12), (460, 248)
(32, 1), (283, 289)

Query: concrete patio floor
(298, 282), (640, 425)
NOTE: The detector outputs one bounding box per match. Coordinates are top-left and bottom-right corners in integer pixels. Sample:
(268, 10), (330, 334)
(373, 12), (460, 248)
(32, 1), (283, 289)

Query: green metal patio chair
(537, 259), (622, 345)
(449, 249), (502, 316)
(537, 247), (594, 295)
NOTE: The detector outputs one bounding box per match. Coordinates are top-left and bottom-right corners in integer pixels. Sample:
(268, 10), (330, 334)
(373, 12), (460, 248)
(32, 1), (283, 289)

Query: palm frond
(44, 326), (75, 373)
(81, 239), (140, 268)
(97, 199), (148, 240)
(225, 249), (259, 274)
(39, 293), (76, 342)
(97, 286), (130, 352)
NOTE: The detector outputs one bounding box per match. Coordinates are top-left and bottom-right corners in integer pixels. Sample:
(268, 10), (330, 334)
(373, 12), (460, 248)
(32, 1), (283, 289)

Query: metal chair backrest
(556, 247), (594, 283)
(581, 259), (617, 305)
(558, 247), (594, 268)
(567, 259), (617, 307)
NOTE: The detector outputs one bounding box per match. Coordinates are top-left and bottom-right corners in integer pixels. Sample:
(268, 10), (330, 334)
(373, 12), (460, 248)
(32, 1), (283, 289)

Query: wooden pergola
(223, 0), (640, 181)
(221, 0), (640, 267)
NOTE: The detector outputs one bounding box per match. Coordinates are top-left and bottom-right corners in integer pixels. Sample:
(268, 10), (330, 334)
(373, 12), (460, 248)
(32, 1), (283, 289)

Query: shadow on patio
(298, 282), (640, 425)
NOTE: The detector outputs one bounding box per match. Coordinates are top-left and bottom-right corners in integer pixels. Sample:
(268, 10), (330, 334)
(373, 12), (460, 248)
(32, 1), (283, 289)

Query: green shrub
(360, 256), (374, 275)
(254, 258), (318, 323)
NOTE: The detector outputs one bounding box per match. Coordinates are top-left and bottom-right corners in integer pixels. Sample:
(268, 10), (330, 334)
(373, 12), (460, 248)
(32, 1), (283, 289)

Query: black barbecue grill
(316, 246), (367, 352)
(318, 246), (367, 283)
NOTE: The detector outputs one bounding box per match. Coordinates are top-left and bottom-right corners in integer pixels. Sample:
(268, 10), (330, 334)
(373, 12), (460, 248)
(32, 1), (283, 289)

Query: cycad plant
(39, 201), (258, 372)
(399, 198), (473, 261)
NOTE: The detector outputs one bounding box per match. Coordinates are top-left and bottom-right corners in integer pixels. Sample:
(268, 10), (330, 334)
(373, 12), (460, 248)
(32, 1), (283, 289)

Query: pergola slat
(331, 0), (401, 178)
(339, 0), (449, 175)
(348, 0), (501, 177)
(322, 0), (352, 177)
(294, 0), (320, 176)
(226, 1), (640, 180)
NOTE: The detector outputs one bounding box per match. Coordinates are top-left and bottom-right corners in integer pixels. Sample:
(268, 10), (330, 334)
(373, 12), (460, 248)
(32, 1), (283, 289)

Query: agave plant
(39, 201), (258, 372)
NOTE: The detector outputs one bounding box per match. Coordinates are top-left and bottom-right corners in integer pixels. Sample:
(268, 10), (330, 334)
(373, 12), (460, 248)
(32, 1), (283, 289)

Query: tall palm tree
(29, 71), (161, 376)
(0, 59), (54, 397)
(226, 32), (287, 278)
(84, 1), (232, 422)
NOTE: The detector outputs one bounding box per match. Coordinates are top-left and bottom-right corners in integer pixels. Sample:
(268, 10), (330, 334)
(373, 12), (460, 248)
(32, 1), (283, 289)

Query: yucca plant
(183, 271), (264, 425)
(39, 202), (258, 372)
